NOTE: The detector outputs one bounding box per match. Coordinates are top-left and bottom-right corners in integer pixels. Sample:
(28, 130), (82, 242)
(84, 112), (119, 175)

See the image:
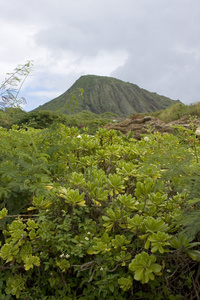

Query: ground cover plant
(0, 124), (200, 299)
(149, 101), (200, 123)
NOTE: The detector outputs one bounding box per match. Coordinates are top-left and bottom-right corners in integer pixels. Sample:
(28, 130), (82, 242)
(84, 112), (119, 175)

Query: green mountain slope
(34, 75), (180, 116)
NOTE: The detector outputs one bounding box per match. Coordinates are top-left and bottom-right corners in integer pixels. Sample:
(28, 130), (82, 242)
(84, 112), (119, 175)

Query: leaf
(129, 252), (162, 284)
(87, 249), (94, 255)
(144, 239), (150, 250)
(0, 244), (19, 262)
(108, 284), (114, 293)
(134, 268), (144, 281)
(24, 256), (40, 270)
(77, 200), (86, 206)
(27, 206), (37, 211)
(151, 263), (162, 273)
(118, 276), (132, 291)
(27, 219), (38, 229)
(0, 208), (8, 219)
(187, 250), (200, 261)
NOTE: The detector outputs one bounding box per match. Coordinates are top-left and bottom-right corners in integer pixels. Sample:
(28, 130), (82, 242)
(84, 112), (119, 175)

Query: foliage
(33, 75), (177, 116)
(0, 61), (33, 109)
(0, 109), (114, 134)
(0, 107), (26, 129)
(0, 125), (200, 299)
(16, 110), (68, 129)
(149, 101), (200, 123)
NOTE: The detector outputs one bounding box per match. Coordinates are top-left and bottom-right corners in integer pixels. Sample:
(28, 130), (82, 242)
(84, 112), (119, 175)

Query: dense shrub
(0, 124), (200, 299)
(149, 101), (200, 123)
(0, 109), (115, 134)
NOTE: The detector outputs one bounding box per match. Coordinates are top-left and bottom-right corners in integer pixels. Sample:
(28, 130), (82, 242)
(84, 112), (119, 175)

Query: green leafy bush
(149, 101), (200, 123)
(0, 124), (200, 299)
(1, 109), (114, 134)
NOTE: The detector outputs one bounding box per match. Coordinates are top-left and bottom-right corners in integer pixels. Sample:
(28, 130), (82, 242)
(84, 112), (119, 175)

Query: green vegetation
(0, 109), (117, 135)
(1, 99), (200, 136)
(149, 101), (200, 122)
(33, 75), (179, 116)
(0, 123), (200, 299)
(0, 107), (26, 129)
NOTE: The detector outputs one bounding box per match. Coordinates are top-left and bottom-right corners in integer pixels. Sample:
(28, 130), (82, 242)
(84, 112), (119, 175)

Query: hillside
(34, 75), (180, 117)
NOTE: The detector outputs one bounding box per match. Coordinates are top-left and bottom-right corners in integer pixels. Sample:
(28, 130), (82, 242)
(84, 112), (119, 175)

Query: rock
(104, 116), (200, 139)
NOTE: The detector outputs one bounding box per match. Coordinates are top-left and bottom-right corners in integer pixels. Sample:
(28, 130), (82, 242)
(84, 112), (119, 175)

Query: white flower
(65, 254), (70, 258)
(100, 267), (103, 271)
(60, 254), (64, 258)
(87, 232), (91, 235)
(195, 128), (200, 136)
(85, 237), (89, 241)
(167, 269), (171, 273)
(144, 136), (149, 142)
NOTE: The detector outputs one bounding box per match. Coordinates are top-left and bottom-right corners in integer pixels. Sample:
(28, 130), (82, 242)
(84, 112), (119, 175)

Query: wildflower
(65, 254), (70, 258)
(87, 232), (91, 235)
(144, 136), (149, 142)
(60, 254), (64, 258)
(100, 267), (103, 271)
(85, 237), (89, 241)
(195, 127), (200, 137)
(105, 248), (111, 252)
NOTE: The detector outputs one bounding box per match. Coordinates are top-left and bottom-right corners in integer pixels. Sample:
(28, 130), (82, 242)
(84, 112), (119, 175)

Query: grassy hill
(149, 101), (200, 122)
(34, 75), (180, 117)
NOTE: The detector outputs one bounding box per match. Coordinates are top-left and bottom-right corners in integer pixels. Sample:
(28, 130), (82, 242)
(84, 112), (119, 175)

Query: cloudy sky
(0, 0), (200, 111)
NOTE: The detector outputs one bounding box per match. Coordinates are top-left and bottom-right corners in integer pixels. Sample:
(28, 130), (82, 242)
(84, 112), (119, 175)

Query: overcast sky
(0, 0), (200, 111)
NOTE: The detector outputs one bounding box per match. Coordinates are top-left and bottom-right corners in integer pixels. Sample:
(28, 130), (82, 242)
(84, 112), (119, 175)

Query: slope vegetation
(34, 75), (179, 116)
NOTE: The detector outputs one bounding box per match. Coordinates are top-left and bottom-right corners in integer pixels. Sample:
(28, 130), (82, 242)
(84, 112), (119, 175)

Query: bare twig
(72, 260), (96, 271)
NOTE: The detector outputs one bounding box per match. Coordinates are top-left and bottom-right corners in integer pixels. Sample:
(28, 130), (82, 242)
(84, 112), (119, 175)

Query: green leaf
(129, 252), (162, 284)
(134, 268), (144, 281)
(118, 276), (133, 291)
(24, 255), (40, 270)
(151, 263), (162, 273)
(58, 187), (85, 206)
(5, 275), (25, 298)
(186, 250), (200, 261)
(0, 244), (19, 262)
(56, 259), (70, 272)
(0, 208), (8, 219)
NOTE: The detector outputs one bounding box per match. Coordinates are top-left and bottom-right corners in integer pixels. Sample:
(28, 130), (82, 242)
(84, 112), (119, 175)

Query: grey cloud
(33, 0), (200, 57)
(1, 0), (200, 109)
(112, 49), (200, 103)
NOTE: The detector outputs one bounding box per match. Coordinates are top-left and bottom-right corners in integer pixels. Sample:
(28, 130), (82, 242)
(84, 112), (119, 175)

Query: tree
(0, 60), (33, 109)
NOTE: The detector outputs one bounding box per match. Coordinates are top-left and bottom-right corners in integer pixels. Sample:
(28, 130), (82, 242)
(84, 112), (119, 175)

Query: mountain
(34, 75), (180, 117)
